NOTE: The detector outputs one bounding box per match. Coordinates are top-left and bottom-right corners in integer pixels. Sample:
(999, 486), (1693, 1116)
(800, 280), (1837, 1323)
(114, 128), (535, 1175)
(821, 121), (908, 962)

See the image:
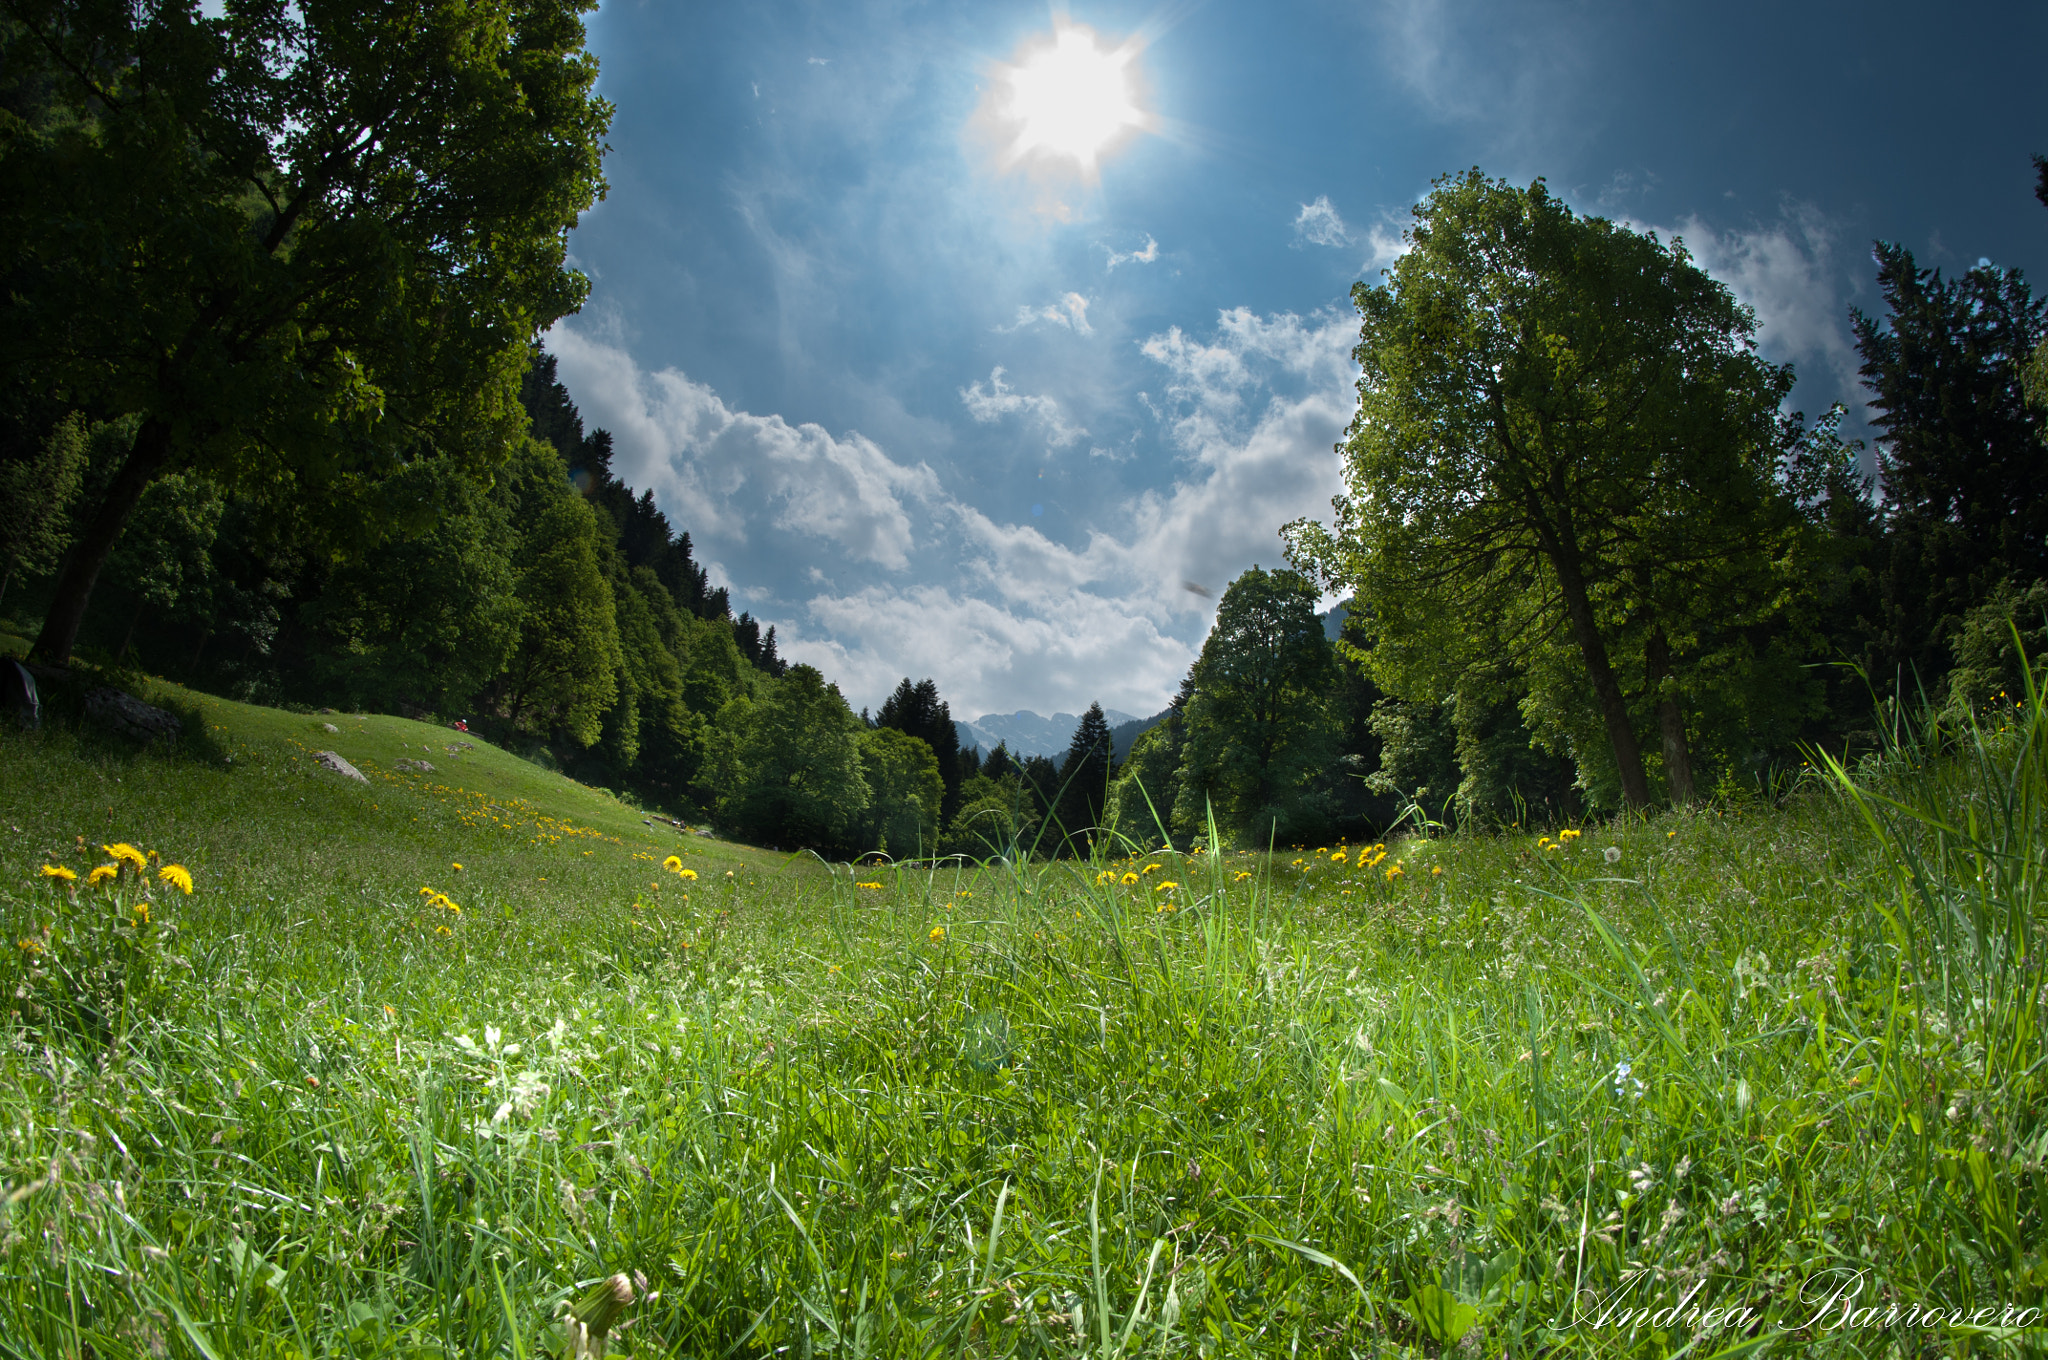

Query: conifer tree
(1053, 703), (1115, 857)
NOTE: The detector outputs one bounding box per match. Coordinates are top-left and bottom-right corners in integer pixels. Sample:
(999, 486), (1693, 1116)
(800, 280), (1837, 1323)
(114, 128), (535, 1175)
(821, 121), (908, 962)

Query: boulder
(85, 687), (181, 742)
(4, 661), (38, 730)
(321, 722), (340, 732)
(395, 758), (436, 774)
(311, 750), (368, 782)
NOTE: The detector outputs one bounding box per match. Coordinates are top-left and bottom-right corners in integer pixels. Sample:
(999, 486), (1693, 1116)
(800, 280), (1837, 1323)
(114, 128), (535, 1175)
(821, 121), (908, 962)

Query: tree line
(1116, 167), (2048, 848)
(6, 4), (2045, 855)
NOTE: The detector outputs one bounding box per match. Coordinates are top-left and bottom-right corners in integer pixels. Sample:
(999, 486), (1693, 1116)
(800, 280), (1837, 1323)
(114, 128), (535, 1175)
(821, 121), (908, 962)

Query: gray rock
(321, 722), (339, 732)
(395, 758), (436, 774)
(311, 750), (368, 782)
(4, 661), (38, 730)
(85, 687), (181, 742)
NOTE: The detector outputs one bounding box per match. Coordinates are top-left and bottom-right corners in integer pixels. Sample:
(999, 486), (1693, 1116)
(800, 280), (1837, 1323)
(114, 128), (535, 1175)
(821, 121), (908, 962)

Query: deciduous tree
(2, 0), (611, 663)
(1289, 171), (1802, 809)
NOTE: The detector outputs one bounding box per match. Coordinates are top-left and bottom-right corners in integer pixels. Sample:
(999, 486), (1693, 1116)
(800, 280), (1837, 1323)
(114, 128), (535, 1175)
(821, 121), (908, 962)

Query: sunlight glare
(1000, 24), (1145, 171)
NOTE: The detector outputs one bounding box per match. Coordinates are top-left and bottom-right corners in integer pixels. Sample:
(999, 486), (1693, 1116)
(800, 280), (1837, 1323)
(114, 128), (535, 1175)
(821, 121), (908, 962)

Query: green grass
(0, 676), (2042, 1357)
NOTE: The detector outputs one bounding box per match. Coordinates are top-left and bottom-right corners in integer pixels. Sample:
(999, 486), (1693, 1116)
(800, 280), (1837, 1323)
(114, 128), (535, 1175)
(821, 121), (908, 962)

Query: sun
(994, 23), (1147, 172)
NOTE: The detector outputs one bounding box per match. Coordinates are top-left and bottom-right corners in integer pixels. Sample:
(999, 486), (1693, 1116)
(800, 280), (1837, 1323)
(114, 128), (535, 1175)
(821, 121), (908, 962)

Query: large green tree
(855, 726), (945, 858)
(300, 459), (520, 715)
(1288, 171), (1804, 809)
(713, 665), (869, 850)
(1174, 567), (1337, 845)
(1, 0), (610, 663)
(875, 677), (963, 823)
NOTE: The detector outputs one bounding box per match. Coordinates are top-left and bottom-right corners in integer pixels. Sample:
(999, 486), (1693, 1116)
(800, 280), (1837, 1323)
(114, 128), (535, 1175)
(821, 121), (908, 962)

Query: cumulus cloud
(547, 325), (940, 570)
(998, 291), (1094, 335)
(1294, 195), (1351, 248)
(1655, 202), (1862, 403)
(547, 308), (1358, 718)
(1107, 235), (1159, 269)
(958, 366), (1089, 448)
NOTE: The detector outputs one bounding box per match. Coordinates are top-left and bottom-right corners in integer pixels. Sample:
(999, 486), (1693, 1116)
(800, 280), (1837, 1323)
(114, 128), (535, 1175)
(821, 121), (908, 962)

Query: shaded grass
(0, 683), (2042, 1357)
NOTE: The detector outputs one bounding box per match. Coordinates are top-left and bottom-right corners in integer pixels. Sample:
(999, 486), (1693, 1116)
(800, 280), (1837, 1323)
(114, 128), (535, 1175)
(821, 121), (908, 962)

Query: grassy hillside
(0, 676), (2042, 1357)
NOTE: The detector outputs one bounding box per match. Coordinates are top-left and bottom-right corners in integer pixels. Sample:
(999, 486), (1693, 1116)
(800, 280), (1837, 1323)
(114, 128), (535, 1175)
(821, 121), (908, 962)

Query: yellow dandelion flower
(104, 843), (147, 872)
(1155, 881), (1178, 891)
(420, 886), (435, 896)
(452, 862), (464, 871)
(1156, 901), (1175, 913)
(1095, 870), (1114, 885)
(1121, 872), (1140, 885)
(41, 864), (77, 882)
(662, 855), (683, 872)
(89, 864), (119, 886)
(158, 864), (193, 894)
(1430, 865), (1442, 876)
(928, 925), (947, 943)
(1141, 863), (1162, 875)
(1330, 850), (1348, 863)
(1233, 871), (1253, 882)
(436, 924), (452, 936)
(1385, 864), (1404, 881)
(133, 902), (151, 926)
(857, 881), (883, 890)
(17, 938), (43, 955)
(678, 868), (698, 881)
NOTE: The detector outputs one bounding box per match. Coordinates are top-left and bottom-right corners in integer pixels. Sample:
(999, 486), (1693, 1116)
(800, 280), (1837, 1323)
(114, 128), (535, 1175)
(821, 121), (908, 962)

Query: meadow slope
(0, 676), (2042, 1357)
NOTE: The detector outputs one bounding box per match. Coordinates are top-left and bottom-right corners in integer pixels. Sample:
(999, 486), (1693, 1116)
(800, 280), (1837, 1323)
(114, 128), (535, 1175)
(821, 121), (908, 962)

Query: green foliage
(500, 485), (621, 746)
(1102, 716), (1181, 847)
(104, 470), (223, 659)
(1175, 567), (1337, 846)
(3, 0), (612, 662)
(1944, 578), (2048, 714)
(855, 725), (945, 857)
(0, 413), (86, 606)
(942, 771), (1042, 859)
(302, 459), (521, 715)
(1290, 170), (1813, 810)
(1854, 244), (2048, 676)
(715, 664), (869, 849)
(874, 677), (962, 823)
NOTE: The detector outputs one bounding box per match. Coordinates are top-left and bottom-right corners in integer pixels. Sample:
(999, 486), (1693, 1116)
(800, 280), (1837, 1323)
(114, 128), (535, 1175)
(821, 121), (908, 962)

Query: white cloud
(546, 308), (1359, 718)
(782, 584), (1194, 723)
(1107, 235), (1159, 269)
(958, 366), (1089, 448)
(547, 325), (940, 570)
(998, 291), (1094, 335)
(1294, 195), (1351, 248)
(1655, 202), (1863, 404)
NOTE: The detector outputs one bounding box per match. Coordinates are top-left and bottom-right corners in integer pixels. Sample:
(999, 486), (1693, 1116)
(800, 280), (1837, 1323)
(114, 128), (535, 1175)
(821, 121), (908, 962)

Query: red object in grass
(454, 720), (469, 732)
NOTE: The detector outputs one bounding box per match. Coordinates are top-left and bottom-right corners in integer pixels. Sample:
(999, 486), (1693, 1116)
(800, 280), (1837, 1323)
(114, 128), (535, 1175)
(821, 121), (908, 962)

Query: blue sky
(548, 0), (2047, 720)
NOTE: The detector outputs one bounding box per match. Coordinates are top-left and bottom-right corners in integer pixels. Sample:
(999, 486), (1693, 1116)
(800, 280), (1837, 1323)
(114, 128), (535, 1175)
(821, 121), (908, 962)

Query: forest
(5, 2), (2048, 862)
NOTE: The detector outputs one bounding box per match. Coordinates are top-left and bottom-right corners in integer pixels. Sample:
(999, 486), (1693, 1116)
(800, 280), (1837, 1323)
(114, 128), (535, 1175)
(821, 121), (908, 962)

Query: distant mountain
(1320, 597), (1351, 641)
(955, 708), (1140, 760)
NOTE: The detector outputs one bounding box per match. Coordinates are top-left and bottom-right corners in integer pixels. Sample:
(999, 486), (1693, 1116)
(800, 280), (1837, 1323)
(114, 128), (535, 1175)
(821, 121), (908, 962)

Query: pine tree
(1853, 243), (2048, 676)
(1053, 703), (1115, 857)
(876, 678), (963, 823)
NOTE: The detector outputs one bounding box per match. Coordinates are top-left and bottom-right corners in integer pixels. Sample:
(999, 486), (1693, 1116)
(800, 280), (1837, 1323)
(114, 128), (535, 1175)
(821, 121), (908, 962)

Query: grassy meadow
(0, 669), (2043, 1356)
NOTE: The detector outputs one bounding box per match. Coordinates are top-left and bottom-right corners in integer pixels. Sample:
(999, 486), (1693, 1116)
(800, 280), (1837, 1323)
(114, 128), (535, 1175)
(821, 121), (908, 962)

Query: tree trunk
(1645, 625), (1695, 803)
(30, 418), (174, 665)
(117, 598), (144, 665)
(1547, 544), (1655, 809)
